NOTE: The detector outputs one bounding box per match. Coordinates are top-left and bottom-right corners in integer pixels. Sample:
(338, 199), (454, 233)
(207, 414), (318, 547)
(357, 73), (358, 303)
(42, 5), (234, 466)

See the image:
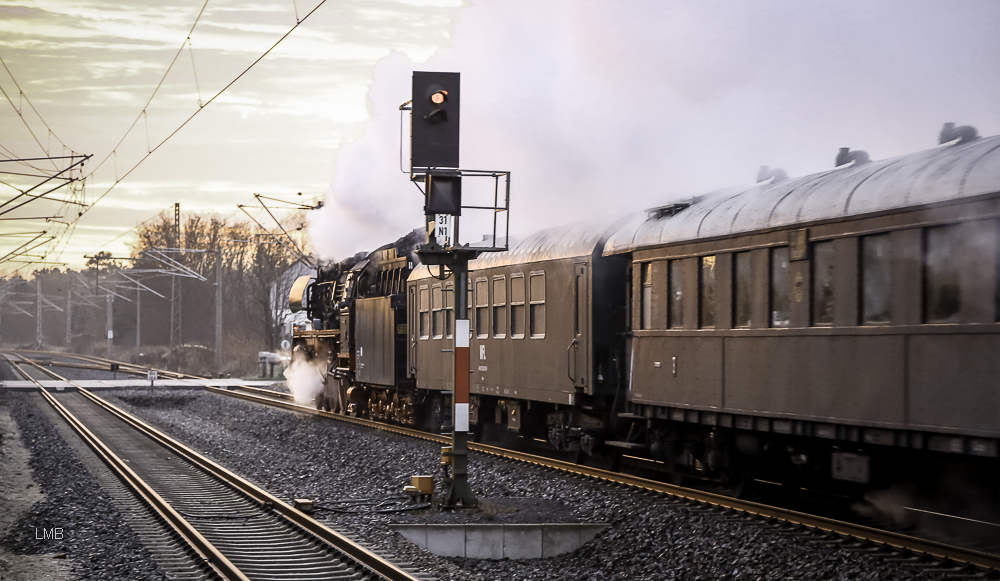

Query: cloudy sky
(2, 0), (999, 275)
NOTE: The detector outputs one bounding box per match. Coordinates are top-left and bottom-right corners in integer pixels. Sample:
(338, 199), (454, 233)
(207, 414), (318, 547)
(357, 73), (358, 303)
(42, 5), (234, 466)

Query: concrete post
(170, 203), (182, 354)
(36, 277), (43, 348)
(106, 293), (113, 358)
(135, 284), (141, 350)
(65, 279), (73, 348)
(215, 247), (223, 375)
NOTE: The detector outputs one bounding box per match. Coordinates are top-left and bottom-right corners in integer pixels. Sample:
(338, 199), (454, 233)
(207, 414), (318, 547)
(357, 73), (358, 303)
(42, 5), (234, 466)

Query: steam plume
(283, 358), (327, 406)
(309, 0), (1000, 261)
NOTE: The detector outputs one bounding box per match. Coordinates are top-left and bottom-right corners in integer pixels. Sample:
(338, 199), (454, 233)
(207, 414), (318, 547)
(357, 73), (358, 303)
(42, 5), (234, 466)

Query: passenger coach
(408, 222), (629, 453)
(603, 129), (1000, 489)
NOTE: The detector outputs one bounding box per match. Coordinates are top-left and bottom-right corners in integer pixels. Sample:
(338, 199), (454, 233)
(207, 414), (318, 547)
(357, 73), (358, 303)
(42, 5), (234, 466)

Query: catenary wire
(74, 0), (330, 227)
(84, 0), (212, 181)
(0, 54), (72, 167)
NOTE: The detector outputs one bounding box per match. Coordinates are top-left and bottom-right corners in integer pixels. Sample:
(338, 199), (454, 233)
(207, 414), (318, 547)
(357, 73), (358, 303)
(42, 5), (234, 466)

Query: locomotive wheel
(369, 392), (387, 422)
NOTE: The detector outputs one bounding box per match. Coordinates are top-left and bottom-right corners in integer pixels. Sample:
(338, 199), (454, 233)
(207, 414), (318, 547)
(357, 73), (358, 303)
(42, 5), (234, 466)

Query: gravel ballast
(0, 388), (168, 581)
(96, 387), (944, 581)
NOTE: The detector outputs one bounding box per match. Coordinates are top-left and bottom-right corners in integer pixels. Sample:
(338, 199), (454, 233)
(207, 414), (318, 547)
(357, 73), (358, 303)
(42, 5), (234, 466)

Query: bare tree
(127, 210), (308, 363)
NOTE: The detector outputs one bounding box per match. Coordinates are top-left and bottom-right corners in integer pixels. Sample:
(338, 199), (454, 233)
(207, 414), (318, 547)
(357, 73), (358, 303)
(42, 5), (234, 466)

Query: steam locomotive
(291, 125), (1000, 492)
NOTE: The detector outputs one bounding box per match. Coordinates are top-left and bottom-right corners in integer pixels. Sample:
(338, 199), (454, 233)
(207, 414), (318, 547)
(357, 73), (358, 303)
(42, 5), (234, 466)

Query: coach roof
(604, 134), (1000, 255)
(410, 219), (629, 282)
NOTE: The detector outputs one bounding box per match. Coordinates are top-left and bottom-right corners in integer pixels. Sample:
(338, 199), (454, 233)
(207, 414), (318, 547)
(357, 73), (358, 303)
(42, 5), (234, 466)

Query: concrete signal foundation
(390, 523), (608, 559)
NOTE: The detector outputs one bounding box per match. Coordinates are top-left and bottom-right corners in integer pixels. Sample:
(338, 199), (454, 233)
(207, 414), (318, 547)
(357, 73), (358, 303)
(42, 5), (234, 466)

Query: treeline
(0, 211), (311, 375)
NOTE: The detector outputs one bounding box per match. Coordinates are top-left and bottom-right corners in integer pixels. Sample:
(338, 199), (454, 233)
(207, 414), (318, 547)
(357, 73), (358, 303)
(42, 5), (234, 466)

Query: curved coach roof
(604, 135), (1000, 256)
(410, 219), (631, 282)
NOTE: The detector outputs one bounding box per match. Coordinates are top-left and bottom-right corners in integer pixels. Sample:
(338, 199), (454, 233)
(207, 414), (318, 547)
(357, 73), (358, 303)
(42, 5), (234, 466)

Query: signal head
(411, 72), (460, 169)
(430, 90), (448, 105)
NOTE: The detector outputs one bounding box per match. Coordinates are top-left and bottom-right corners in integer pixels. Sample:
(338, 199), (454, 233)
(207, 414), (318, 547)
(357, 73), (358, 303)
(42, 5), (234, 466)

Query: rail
(11, 350), (998, 574)
(14, 349), (205, 380)
(1, 353), (426, 581)
(208, 383), (1000, 574)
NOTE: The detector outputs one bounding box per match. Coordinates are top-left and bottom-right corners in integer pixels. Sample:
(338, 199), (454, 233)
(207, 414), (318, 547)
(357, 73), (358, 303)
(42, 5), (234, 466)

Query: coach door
(408, 285), (417, 376)
(571, 263), (589, 389)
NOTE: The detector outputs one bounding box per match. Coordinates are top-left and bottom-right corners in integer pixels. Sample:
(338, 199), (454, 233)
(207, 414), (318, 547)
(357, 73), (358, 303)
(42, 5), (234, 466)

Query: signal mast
(401, 72), (511, 507)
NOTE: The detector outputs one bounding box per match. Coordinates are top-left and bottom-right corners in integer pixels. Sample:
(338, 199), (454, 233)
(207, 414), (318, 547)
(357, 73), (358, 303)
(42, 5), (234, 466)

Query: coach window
(861, 234), (891, 324)
(510, 274), (526, 338)
(475, 278), (489, 338)
(771, 247), (791, 327)
(492, 275), (507, 338)
(669, 260), (684, 329)
(529, 272), (546, 338)
(812, 241), (835, 326)
(444, 283), (454, 338)
(734, 251), (752, 327)
(700, 256), (716, 329)
(419, 286), (430, 339)
(925, 225), (961, 323)
(640, 262), (653, 330)
(431, 285), (444, 339)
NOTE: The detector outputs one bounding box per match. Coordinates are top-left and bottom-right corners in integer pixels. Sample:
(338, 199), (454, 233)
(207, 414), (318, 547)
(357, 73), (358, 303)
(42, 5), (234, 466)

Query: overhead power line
(237, 202), (313, 269)
(5, 1), (328, 272)
(85, 0), (212, 181)
(0, 154), (91, 217)
(0, 54), (74, 162)
(77, 0), (331, 226)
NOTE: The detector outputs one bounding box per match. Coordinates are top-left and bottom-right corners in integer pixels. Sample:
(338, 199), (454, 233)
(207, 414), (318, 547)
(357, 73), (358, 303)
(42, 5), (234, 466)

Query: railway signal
(403, 71), (511, 508)
(411, 72), (460, 170)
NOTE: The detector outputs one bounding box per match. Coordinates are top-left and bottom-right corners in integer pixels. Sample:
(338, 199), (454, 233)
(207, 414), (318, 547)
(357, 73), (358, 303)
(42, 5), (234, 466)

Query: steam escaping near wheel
(283, 358), (326, 406)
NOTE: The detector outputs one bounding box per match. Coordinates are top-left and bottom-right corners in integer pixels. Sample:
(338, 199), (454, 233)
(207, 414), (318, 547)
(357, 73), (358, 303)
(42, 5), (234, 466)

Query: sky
(2, 0), (1000, 275)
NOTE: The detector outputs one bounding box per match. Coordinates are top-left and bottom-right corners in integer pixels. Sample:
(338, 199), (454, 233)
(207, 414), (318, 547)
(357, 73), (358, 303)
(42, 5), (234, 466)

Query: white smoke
(283, 358), (327, 406)
(309, 0), (1000, 261)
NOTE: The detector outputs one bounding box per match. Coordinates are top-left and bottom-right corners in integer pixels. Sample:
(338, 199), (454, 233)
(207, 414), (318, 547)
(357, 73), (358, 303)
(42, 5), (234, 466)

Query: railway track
(204, 382), (1000, 578)
(0, 353), (429, 581)
(9, 350), (999, 577)
(15, 349), (201, 380)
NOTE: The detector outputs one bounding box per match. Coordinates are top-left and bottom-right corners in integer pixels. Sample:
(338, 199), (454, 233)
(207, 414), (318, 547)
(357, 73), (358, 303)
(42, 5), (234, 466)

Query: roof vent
(939, 123), (979, 145)
(756, 166), (787, 184)
(835, 148), (870, 168)
(646, 202), (690, 220)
